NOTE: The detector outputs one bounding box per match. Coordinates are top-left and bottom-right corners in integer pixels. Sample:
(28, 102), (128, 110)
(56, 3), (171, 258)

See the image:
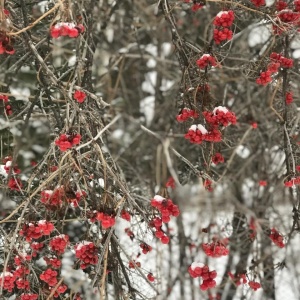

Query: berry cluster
(213, 11), (234, 44)
(251, 0), (265, 6)
(277, 9), (300, 23)
(269, 228), (285, 248)
(295, 0), (300, 11)
(40, 268), (58, 286)
(286, 91), (293, 104)
(0, 94), (13, 115)
(276, 0), (288, 11)
(213, 10), (235, 27)
(150, 195), (180, 223)
(270, 52), (293, 68)
(20, 294), (38, 300)
(147, 273), (155, 282)
(20, 221), (54, 241)
(8, 177), (23, 191)
(73, 90), (87, 103)
(166, 177), (176, 189)
(196, 54), (217, 69)
(212, 153), (224, 164)
(203, 106), (237, 127)
(184, 0), (204, 11)
(248, 281), (261, 291)
(140, 243), (152, 254)
(0, 273), (15, 292)
(55, 132), (81, 151)
(184, 124), (222, 144)
(202, 238), (229, 257)
(96, 211), (116, 228)
(284, 176), (300, 187)
(44, 257), (61, 268)
(50, 22), (85, 38)
(49, 235), (69, 254)
(0, 31), (15, 55)
(75, 241), (98, 269)
(129, 260), (141, 269)
(228, 272), (247, 286)
(41, 188), (64, 207)
(188, 262), (217, 290)
(176, 108), (199, 122)
(31, 242), (44, 257)
(149, 217), (169, 244)
(121, 210), (131, 221)
(3, 157), (21, 174)
(125, 227), (135, 240)
(204, 179), (213, 192)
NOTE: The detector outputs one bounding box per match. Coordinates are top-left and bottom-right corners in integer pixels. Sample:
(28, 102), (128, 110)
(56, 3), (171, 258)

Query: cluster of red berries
(150, 195), (180, 223)
(251, 0), (265, 6)
(284, 176), (300, 187)
(20, 221), (54, 241)
(149, 217), (169, 244)
(121, 210), (131, 221)
(3, 156), (21, 174)
(44, 257), (61, 269)
(147, 273), (155, 282)
(31, 242), (44, 257)
(8, 177), (23, 191)
(259, 180), (267, 186)
(0, 94), (13, 115)
(165, 177), (176, 189)
(129, 260), (141, 269)
(140, 243), (152, 254)
(75, 241), (98, 269)
(286, 91), (293, 104)
(0, 273), (16, 292)
(202, 237), (229, 257)
(125, 227), (135, 240)
(203, 106), (237, 127)
(185, 124), (222, 144)
(0, 30), (15, 55)
(269, 228), (285, 248)
(20, 294), (38, 300)
(248, 280), (261, 291)
(276, 0), (288, 11)
(176, 108), (199, 122)
(204, 179), (213, 191)
(15, 254), (31, 266)
(55, 132), (81, 151)
(50, 22), (85, 38)
(188, 262), (217, 290)
(183, 0), (204, 11)
(95, 211), (116, 228)
(41, 188), (63, 207)
(212, 153), (224, 164)
(270, 52), (294, 68)
(213, 10), (234, 27)
(68, 190), (87, 207)
(295, 0), (300, 11)
(40, 268), (58, 286)
(50, 234), (69, 254)
(228, 272), (247, 286)
(73, 90), (87, 103)
(277, 9), (300, 23)
(213, 11), (234, 44)
(196, 54), (217, 69)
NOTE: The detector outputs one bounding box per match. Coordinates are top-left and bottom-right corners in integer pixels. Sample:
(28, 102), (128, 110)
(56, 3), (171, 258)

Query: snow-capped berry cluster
(40, 268), (58, 286)
(140, 243), (152, 254)
(212, 153), (224, 164)
(196, 54), (217, 69)
(73, 90), (87, 103)
(184, 124), (222, 144)
(213, 11), (234, 44)
(202, 238), (229, 257)
(203, 106), (237, 127)
(286, 91), (293, 104)
(0, 273), (15, 292)
(269, 228), (285, 248)
(277, 9), (300, 23)
(49, 235), (69, 254)
(44, 257), (61, 269)
(3, 156), (21, 174)
(55, 132), (81, 151)
(20, 221), (54, 241)
(213, 10), (234, 27)
(41, 188), (63, 207)
(95, 212), (116, 228)
(20, 294), (38, 300)
(31, 242), (44, 257)
(50, 22), (85, 38)
(188, 262), (217, 291)
(75, 241), (98, 269)
(176, 108), (199, 122)
(251, 0), (265, 7)
(151, 195), (180, 223)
